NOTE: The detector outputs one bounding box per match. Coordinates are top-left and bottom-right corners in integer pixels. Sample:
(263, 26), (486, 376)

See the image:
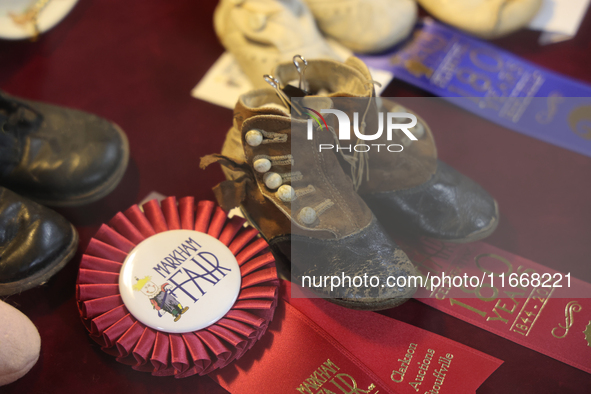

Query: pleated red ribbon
(76, 197), (279, 377)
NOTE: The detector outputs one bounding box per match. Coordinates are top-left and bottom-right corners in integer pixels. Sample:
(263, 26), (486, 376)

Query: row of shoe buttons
(246, 128), (315, 223)
(247, 129), (296, 203)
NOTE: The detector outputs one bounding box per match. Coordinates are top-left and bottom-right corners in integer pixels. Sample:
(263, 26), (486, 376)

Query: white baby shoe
(417, 0), (542, 38)
(303, 0), (418, 53)
(0, 300), (41, 386)
(214, 0), (340, 89)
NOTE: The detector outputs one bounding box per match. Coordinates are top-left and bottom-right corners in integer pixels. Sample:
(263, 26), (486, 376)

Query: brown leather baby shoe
(203, 89), (418, 311)
(272, 57), (499, 243)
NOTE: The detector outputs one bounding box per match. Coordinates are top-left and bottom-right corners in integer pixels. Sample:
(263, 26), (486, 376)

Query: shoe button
(254, 158), (271, 173)
(411, 122), (425, 139)
(263, 172), (282, 189)
(276, 185), (295, 202)
(298, 207), (317, 225)
(245, 129), (263, 146)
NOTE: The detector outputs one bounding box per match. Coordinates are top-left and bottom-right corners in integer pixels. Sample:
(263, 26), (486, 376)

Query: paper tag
(529, 0), (591, 44)
(529, 0), (590, 36)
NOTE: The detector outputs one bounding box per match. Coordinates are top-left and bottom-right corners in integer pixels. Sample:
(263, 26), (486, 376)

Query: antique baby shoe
(0, 90), (129, 206)
(214, 0), (340, 89)
(0, 300), (41, 386)
(272, 56), (498, 242)
(417, 0), (542, 38)
(303, 0), (417, 53)
(0, 186), (78, 295)
(203, 90), (419, 311)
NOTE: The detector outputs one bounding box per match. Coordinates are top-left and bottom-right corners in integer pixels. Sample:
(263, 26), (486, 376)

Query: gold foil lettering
(297, 359), (340, 394)
(474, 253), (513, 277)
(551, 301), (582, 339)
(568, 105), (591, 140)
(449, 298), (487, 318)
(391, 343), (417, 383)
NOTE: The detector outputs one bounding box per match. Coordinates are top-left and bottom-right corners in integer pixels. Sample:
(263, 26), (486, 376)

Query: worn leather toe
(271, 217), (418, 310)
(0, 187), (78, 295)
(0, 92), (129, 206)
(362, 160), (499, 242)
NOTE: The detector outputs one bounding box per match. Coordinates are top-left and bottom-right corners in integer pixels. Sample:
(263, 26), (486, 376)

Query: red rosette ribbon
(76, 196), (279, 377)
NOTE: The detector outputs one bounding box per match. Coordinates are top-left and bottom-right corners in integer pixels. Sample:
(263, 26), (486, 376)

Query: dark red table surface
(1, 1), (590, 393)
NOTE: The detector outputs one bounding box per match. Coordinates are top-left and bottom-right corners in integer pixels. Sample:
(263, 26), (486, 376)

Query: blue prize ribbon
(358, 18), (591, 158)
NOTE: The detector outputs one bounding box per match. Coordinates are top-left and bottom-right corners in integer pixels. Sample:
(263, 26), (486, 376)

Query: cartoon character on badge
(133, 276), (189, 322)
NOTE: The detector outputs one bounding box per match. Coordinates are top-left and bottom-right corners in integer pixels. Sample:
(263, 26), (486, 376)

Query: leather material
(0, 187), (76, 287)
(241, 114), (373, 240)
(362, 160), (499, 241)
(213, 88), (418, 310)
(273, 57), (498, 242)
(273, 58), (439, 194)
(0, 91), (128, 205)
(271, 216), (418, 309)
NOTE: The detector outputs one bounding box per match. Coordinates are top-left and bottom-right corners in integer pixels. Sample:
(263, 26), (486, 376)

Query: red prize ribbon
(212, 280), (502, 394)
(406, 238), (591, 374)
(76, 197), (279, 377)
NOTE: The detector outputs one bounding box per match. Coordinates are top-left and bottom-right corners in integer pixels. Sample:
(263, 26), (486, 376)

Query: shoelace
(0, 93), (42, 134)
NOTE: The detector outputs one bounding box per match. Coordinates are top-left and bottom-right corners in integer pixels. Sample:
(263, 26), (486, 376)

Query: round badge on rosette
(76, 197), (279, 377)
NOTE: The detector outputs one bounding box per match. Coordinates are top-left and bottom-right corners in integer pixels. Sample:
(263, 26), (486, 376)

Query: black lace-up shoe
(0, 186), (78, 295)
(0, 91), (129, 206)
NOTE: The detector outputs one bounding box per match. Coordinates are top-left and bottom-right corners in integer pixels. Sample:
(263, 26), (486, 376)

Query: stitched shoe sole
(0, 224), (79, 295)
(33, 124), (130, 207)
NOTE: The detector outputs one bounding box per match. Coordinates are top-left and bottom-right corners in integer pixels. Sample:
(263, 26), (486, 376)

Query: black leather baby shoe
(0, 90), (129, 206)
(0, 186), (78, 295)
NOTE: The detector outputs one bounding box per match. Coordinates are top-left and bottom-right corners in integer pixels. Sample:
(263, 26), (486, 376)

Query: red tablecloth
(1, 1), (590, 392)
